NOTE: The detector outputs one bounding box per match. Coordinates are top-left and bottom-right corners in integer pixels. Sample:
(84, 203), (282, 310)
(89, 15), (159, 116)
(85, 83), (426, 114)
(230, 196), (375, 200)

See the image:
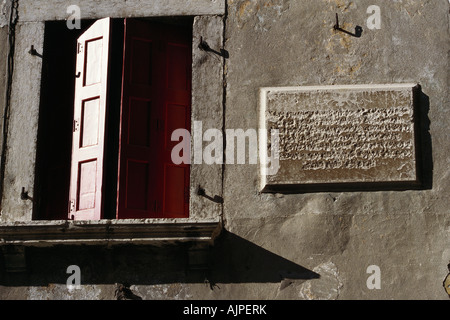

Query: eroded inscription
(259, 84), (420, 190)
(267, 106), (414, 170)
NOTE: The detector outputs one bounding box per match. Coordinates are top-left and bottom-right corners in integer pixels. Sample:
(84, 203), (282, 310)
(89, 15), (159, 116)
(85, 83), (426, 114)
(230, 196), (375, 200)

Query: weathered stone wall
(0, 0), (449, 300)
(0, 0), (10, 190)
(0, 28), (6, 139)
(223, 0), (449, 300)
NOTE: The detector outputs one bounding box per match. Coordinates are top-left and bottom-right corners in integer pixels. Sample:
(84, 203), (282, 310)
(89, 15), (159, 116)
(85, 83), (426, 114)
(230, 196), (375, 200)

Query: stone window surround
(0, 0), (225, 246)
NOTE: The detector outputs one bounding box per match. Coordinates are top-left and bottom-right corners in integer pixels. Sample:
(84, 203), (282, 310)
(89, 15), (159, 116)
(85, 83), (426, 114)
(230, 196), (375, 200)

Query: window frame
(0, 2), (225, 245)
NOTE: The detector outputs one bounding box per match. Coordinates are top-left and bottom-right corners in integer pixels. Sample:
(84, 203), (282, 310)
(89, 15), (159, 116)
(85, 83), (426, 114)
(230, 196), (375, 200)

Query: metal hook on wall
(20, 187), (34, 202)
(198, 37), (229, 59)
(333, 13), (363, 38)
(29, 45), (43, 58)
(197, 185), (223, 204)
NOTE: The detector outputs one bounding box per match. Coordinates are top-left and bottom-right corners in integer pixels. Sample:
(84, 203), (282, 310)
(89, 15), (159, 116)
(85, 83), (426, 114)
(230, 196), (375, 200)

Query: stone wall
(223, 0), (449, 300)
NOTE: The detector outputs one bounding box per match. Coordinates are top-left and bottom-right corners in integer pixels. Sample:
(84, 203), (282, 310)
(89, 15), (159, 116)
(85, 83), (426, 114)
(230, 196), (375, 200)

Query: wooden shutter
(68, 18), (111, 220)
(159, 24), (191, 218)
(117, 19), (191, 219)
(116, 19), (159, 219)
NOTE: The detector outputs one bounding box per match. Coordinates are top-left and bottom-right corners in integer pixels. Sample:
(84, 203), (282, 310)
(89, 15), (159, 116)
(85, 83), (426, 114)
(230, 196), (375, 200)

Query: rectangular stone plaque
(259, 84), (421, 192)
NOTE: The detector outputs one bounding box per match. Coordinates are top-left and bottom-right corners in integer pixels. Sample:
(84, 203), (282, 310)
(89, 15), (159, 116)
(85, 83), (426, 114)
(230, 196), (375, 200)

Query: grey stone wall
(222, 0), (449, 300)
(0, 0), (449, 300)
(0, 27), (6, 137)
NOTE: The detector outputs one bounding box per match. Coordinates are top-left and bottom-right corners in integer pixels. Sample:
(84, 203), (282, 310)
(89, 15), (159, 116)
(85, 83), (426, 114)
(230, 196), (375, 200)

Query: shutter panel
(117, 19), (191, 219)
(68, 18), (111, 220)
(116, 19), (161, 219)
(160, 26), (191, 218)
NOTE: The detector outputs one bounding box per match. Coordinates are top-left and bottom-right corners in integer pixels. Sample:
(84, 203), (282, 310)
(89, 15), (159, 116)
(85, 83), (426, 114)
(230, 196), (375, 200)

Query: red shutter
(117, 19), (191, 219)
(68, 18), (111, 220)
(116, 19), (160, 219)
(159, 25), (191, 218)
